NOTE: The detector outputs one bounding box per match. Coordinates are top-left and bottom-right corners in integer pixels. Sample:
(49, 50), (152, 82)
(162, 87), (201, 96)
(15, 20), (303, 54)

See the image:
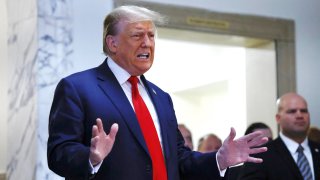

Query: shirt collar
(107, 57), (142, 85)
(280, 132), (309, 154)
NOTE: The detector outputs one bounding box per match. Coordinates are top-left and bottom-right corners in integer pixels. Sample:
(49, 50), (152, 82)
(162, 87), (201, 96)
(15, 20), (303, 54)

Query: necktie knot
(297, 144), (304, 153)
(128, 76), (139, 86)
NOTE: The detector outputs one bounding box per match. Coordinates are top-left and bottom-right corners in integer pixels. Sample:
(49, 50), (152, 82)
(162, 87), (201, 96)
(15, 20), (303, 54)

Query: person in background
(245, 122), (273, 142)
(308, 126), (320, 144)
(239, 92), (320, 180)
(198, 133), (222, 153)
(47, 5), (268, 180)
(178, 124), (194, 150)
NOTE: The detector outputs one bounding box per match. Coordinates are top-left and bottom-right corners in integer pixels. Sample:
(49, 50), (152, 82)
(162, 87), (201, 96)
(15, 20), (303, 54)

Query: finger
(248, 136), (268, 147)
(90, 136), (99, 149)
(240, 131), (262, 142)
(108, 123), (119, 140)
(92, 125), (98, 138)
(96, 118), (105, 133)
(249, 147), (268, 155)
(246, 133), (264, 145)
(246, 156), (263, 163)
(225, 127), (236, 143)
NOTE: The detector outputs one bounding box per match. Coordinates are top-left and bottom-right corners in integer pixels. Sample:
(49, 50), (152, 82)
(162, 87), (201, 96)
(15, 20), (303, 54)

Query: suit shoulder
(309, 139), (320, 146)
(64, 67), (98, 81)
(309, 140), (320, 151)
(56, 66), (102, 87)
(143, 78), (169, 95)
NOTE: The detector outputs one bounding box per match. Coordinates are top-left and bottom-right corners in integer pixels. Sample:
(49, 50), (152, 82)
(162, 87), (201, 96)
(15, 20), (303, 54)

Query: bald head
(198, 134), (222, 153)
(276, 92), (308, 113)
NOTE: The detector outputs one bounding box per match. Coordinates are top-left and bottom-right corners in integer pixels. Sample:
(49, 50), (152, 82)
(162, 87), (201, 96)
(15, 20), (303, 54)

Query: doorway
(147, 27), (277, 146)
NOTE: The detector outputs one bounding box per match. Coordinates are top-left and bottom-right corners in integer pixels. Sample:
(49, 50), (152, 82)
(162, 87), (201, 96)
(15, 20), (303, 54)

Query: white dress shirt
(280, 132), (315, 180)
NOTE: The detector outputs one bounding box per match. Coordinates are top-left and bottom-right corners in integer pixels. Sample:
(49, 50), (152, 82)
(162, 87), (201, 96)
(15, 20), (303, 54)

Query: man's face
(178, 126), (193, 150)
(108, 20), (155, 76)
(200, 136), (222, 153)
(276, 95), (310, 139)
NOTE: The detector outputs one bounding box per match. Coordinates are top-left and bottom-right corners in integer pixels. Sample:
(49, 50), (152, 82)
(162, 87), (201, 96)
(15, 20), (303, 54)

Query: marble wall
(6, 0), (73, 179)
(6, 0), (38, 179)
(37, 0), (73, 179)
(0, 0), (8, 175)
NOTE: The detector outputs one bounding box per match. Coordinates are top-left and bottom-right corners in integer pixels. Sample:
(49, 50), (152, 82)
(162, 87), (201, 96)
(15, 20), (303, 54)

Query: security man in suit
(239, 92), (320, 180)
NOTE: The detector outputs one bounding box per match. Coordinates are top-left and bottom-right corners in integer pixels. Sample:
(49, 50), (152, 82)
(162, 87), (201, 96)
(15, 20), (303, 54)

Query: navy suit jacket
(47, 59), (221, 180)
(239, 136), (320, 180)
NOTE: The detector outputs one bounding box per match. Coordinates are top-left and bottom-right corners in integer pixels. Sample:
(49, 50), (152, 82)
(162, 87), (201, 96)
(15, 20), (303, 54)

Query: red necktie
(128, 76), (167, 180)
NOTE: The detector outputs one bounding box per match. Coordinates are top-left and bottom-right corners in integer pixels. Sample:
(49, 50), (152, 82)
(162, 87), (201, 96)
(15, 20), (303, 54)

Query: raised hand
(89, 118), (119, 166)
(217, 127), (268, 170)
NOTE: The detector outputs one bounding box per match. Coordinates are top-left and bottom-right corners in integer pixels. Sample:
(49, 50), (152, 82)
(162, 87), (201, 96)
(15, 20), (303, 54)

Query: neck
(282, 131), (307, 144)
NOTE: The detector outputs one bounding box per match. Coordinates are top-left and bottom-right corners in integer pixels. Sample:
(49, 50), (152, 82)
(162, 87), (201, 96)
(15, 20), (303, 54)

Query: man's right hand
(89, 118), (118, 166)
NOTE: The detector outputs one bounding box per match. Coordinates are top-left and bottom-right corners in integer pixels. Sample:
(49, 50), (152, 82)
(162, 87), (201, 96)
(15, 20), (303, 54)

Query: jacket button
(146, 165), (151, 172)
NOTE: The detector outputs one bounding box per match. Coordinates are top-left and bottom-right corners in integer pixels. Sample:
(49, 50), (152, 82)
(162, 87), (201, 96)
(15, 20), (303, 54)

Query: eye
(300, 109), (308, 113)
(149, 33), (155, 39)
(131, 33), (142, 39)
(286, 109), (297, 114)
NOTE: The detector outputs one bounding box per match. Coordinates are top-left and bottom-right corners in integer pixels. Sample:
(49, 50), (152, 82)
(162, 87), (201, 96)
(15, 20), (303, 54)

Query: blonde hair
(102, 5), (166, 56)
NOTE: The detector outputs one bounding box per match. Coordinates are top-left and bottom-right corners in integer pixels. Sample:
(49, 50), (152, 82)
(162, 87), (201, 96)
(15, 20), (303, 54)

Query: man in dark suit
(239, 93), (320, 180)
(47, 5), (268, 180)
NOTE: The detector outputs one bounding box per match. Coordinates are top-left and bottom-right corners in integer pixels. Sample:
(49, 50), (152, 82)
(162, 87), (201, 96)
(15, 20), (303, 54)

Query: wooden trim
(0, 173), (6, 180)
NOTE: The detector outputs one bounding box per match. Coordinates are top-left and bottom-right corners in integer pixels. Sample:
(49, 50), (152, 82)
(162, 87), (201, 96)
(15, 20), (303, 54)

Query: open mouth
(137, 53), (150, 59)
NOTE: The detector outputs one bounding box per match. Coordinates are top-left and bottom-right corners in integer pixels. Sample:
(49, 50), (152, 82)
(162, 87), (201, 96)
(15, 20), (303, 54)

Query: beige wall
(246, 45), (278, 135)
(0, 0), (8, 177)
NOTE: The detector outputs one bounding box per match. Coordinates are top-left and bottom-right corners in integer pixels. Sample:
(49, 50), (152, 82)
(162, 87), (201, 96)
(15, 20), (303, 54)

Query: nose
(141, 35), (153, 47)
(295, 110), (306, 119)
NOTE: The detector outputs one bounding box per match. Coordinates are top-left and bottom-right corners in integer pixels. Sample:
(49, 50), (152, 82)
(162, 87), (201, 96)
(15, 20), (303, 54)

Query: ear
(275, 114), (280, 124)
(106, 35), (118, 53)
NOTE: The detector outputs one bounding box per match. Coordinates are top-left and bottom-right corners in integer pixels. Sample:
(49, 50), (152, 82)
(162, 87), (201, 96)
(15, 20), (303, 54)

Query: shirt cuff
(216, 153), (227, 177)
(89, 159), (103, 174)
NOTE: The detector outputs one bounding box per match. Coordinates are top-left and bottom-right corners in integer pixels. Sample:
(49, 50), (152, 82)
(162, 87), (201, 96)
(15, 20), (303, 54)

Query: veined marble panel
(6, 0), (38, 179)
(37, 0), (73, 179)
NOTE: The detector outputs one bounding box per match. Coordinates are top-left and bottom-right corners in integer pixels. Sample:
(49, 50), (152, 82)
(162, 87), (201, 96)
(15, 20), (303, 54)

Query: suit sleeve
(177, 129), (222, 180)
(47, 78), (91, 179)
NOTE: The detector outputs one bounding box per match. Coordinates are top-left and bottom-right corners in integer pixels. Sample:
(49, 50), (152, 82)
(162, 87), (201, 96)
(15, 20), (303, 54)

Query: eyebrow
(286, 108), (308, 113)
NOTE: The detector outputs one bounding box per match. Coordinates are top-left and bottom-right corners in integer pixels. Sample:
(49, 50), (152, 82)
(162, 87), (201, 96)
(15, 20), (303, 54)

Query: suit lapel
(96, 60), (149, 154)
(309, 141), (320, 179)
(273, 137), (303, 179)
(140, 75), (171, 161)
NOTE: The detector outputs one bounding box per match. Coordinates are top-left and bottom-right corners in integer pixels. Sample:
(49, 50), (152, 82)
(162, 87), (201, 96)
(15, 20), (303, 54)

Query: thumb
(225, 127), (236, 143)
(108, 123), (119, 140)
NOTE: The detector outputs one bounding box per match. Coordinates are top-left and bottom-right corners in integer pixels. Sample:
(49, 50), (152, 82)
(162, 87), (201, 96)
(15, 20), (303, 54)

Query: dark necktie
(297, 144), (313, 180)
(128, 76), (167, 180)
